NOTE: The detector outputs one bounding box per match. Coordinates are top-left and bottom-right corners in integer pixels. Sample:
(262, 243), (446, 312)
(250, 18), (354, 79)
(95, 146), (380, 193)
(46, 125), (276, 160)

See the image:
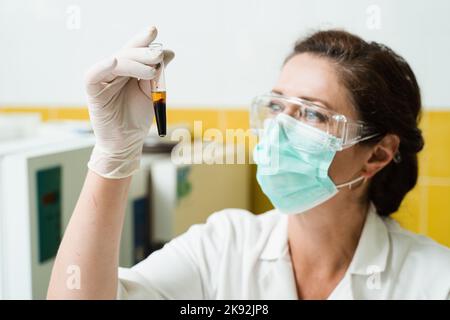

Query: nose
(282, 103), (300, 118)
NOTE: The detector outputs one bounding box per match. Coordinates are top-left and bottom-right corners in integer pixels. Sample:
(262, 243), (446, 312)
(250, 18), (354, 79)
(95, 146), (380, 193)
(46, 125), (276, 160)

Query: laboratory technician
(47, 26), (450, 300)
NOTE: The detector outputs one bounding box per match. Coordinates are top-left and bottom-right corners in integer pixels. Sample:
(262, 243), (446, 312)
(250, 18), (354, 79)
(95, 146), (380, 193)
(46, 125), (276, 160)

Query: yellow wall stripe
(1, 106), (449, 247)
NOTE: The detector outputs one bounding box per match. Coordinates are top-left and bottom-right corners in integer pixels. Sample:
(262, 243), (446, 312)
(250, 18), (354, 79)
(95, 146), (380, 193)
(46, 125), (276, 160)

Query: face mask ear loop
(349, 176), (368, 190)
(336, 175), (366, 190)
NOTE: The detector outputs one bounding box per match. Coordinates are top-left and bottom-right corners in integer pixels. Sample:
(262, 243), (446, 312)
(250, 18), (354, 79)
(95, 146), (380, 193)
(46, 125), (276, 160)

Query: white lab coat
(117, 203), (450, 299)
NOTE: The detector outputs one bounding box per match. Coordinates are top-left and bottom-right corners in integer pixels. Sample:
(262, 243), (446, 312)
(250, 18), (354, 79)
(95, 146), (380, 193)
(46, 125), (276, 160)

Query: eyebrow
(271, 89), (334, 110)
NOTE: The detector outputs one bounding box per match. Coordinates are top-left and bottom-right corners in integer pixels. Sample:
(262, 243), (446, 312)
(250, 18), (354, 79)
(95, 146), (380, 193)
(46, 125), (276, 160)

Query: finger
(84, 57), (118, 84)
(163, 49), (175, 66)
(124, 26), (158, 48)
(119, 47), (164, 65)
(113, 58), (157, 80)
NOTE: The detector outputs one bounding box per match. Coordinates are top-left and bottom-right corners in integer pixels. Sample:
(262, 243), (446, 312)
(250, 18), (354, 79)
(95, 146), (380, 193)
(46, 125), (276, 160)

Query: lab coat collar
(259, 203), (390, 276)
(347, 203), (389, 276)
(259, 211), (289, 260)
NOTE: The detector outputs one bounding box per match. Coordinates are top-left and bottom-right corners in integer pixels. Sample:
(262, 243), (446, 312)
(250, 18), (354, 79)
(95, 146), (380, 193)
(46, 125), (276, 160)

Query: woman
(47, 26), (450, 299)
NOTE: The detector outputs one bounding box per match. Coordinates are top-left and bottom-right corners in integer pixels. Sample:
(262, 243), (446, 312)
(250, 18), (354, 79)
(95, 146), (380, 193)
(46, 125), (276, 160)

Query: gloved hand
(85, 26), (175, 179)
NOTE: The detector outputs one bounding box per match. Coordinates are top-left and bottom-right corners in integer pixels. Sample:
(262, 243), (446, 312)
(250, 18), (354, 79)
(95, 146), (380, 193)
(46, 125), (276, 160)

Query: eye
(267, 101), (284, 114)
(304, 108), (327, 123)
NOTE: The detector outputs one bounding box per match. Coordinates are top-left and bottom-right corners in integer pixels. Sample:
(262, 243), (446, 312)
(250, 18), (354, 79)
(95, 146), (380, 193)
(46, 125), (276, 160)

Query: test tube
(149, 43), (167, 137)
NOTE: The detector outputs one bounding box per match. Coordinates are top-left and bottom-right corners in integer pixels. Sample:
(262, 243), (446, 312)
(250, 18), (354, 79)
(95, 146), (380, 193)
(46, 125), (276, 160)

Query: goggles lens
(250, 93), (378, 151)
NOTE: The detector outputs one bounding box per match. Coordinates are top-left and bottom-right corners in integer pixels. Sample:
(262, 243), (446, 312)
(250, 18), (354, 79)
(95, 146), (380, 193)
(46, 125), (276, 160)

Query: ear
(362, 134), (400, 178)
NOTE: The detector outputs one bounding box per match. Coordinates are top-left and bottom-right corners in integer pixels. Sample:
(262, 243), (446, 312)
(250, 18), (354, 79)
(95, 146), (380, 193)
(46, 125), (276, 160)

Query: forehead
(275, 53), (357, 119)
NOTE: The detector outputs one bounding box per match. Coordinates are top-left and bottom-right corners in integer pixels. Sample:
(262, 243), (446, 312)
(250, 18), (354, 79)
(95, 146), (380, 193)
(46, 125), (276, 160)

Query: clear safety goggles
(250, 93), (379, 151)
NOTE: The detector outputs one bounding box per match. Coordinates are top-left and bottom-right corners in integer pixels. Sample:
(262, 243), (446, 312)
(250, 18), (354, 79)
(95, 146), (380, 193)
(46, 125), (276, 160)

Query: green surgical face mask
(253, 113), (365, 215)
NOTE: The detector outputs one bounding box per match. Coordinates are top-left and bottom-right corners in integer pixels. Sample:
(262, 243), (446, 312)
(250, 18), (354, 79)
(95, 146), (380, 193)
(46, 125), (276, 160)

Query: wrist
(87, 143), (143, 179)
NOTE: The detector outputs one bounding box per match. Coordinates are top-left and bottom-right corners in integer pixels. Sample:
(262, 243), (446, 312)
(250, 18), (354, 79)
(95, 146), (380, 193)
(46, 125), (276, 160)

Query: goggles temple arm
(341, 122), (380, 148)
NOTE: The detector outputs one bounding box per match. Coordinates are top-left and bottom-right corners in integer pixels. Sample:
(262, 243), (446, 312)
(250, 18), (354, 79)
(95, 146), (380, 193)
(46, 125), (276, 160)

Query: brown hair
(285, 30), (424, 216)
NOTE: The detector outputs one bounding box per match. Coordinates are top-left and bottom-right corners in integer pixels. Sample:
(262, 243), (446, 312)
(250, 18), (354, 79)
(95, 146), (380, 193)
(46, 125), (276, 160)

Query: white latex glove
(85, 26), (174, 179)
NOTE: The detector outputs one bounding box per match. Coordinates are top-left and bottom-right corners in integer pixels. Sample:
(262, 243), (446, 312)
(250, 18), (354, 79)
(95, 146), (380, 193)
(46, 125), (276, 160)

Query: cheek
(328, 147), (363, 183)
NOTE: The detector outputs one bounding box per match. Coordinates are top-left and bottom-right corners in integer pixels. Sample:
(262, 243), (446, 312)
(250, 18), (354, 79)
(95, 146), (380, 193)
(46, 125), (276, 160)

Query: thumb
(138, 79), (152, 99)
(163, 50), (175, 67)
